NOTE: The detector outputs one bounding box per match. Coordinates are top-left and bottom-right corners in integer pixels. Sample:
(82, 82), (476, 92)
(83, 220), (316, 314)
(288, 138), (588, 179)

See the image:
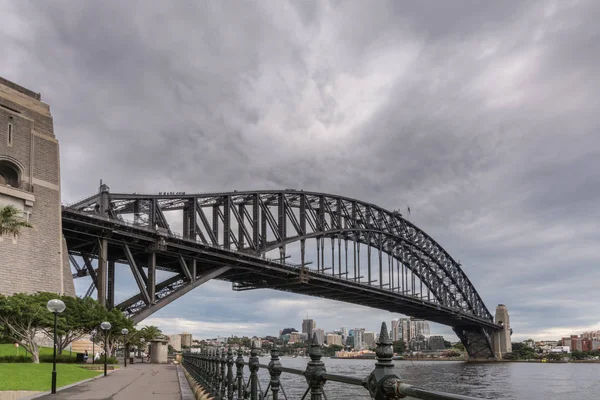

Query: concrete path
(34, 364), (184, 400)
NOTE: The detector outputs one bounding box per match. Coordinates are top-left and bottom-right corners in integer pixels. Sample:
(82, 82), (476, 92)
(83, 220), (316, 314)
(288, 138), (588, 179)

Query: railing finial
(268, 346), (283, 400)
(365, 322), (406, 399)
(304, 332), (326, 399)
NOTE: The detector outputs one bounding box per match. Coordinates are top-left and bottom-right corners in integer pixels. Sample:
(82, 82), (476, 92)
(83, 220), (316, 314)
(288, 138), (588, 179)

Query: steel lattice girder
(65, 189), (497, 326)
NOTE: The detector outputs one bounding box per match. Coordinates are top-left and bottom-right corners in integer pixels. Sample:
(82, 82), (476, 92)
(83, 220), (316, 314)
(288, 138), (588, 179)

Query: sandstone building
(0, 76), (75, 296)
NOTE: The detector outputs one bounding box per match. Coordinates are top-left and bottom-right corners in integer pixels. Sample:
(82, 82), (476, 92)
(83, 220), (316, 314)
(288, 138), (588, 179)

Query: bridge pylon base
(453, 326), (497, 361)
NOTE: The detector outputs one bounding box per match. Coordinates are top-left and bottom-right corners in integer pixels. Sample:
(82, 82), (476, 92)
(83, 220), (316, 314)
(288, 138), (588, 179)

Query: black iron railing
(182, 322), (484, 400)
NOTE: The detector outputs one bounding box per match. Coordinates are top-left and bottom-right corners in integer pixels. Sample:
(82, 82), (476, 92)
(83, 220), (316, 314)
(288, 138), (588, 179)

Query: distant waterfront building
(399, 318), (410, 344)
(346, 336), (355, 348)
(582, 330), (600, 340)
(251, 337), (262, 349)
(428, 336), (445, 351)
(314, 329), (325, 345)
(353, 329), (365, 350)
(391, 319), (401, 341)
(340, 327), (348, 339)
(302, 319), (316, 340)
(413, 319), (430, 338)
(215, 336), (228, 344)
(299, 333), (308, 342)
(289, 332), (301, 343)
(326, 333), (343, 346)
(169, 334), (182, 351)
(363, 331), (375, 349)
(181, 333), (193, 347)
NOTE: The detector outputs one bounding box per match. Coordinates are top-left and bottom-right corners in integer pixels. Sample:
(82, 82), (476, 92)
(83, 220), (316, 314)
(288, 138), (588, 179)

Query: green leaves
(0, 205), (33, 238)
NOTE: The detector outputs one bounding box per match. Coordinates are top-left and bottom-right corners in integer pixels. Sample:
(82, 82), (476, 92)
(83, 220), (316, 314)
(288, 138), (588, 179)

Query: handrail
(181, 322), (488, 400)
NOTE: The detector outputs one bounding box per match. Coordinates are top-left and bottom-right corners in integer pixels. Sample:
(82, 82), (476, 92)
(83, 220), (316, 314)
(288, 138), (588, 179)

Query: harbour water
(251, 357), (600, 399)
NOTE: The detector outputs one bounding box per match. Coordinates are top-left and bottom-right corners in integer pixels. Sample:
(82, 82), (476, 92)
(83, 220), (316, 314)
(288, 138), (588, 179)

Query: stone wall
(0, 77), (74, 297)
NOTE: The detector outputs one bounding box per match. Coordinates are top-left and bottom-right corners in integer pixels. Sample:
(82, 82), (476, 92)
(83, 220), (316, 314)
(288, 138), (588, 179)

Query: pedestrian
(95, 351), (100, 362)
(84, 350), (89, 363)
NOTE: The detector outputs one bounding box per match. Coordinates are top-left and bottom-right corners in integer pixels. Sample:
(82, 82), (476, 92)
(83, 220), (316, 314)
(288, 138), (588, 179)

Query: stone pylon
(491, 304), (512, 359)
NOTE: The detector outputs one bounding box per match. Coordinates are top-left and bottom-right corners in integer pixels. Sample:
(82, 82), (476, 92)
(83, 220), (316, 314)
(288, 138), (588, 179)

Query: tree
(36, 293), (105, 355)
(453, 342), (465, 351)
(280, 328), (298, 336)
(0, 205), (33, 238)
(323, 344), (343, 357)
(99, 308), (135, 356)
(0, 293), (48, 363)
(393, 340), (406, 354)
(444, 340), (452, 349)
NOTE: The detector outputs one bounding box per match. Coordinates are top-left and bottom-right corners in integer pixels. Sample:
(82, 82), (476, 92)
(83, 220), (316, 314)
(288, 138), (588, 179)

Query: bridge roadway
(62, 208), (500, 332)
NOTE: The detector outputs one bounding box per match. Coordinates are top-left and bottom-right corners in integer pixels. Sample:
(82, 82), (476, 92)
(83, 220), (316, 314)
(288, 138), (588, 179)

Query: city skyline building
(302, 319), (316, 340)
(314, 328), (325, 345)
(363, 331), (376, 349)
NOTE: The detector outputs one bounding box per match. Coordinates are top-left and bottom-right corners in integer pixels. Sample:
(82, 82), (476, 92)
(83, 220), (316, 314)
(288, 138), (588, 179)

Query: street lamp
(140, 338), (145, 363)
(90, 329), (97, 364)
(100, 321), (112, 377)
(121, 328), (129, 367)
(47, 299), (66, 394)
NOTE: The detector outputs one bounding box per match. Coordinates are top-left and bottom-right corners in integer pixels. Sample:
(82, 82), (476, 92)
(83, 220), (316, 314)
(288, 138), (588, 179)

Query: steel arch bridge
(63, 183), (503, 359)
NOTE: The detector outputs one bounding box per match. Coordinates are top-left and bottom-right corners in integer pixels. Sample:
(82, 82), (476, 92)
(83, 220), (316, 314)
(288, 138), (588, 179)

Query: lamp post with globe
(100, 321), (112, 376)
(121, 328), (129, 367)
(90, 329), (97, 364)
(47, 299), (66, 394)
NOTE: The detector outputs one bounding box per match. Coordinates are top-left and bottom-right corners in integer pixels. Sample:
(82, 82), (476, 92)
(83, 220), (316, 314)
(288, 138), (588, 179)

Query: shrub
(0, 355), (34, 363)
(39, 354), (78, 363)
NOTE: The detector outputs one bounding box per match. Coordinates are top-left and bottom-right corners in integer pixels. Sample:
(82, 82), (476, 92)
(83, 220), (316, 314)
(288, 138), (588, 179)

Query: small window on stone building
(7, 123), (13, 147)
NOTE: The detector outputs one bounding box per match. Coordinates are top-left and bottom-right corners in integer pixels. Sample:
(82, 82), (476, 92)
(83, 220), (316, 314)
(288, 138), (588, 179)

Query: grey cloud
(2, 0), (599, 341)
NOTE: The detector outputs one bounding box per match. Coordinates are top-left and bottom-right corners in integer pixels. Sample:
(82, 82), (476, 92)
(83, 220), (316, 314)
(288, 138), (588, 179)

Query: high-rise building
(0, 77), (75, 297)
(353, 328), (365, 350)
(181, 332), (193, 347)
(399, 318), (410, 344)
(391, 319), (401, 341)
(340, 327), (348, 339)
(326, 333), (343, 346)
(428, 336), (445, 351)
(413, 319), (430, 338)
(302, 319), (316, 340)
(313, 329), (325, 345)
(363, 331), (376, 349)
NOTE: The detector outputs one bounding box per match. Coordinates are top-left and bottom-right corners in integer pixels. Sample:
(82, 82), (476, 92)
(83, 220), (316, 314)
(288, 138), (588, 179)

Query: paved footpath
(34, 363), (188, 400)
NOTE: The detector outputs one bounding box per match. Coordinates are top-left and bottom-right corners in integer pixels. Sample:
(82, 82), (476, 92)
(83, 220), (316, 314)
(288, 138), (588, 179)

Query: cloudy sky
(2, 0), (599, 342)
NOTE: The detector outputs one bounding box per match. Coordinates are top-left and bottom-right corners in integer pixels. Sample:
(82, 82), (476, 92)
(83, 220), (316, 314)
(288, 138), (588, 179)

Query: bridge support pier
(491, 304), (512, 360)
(97, 238), (108, 307)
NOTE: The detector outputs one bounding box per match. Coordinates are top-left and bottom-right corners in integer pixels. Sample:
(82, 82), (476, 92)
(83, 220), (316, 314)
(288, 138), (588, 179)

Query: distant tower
(0, 77), (74, 296)
(492, 304), (512, 359)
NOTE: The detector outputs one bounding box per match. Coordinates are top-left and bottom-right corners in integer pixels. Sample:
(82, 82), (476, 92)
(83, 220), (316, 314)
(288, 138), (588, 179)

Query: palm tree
(0, 205), (33, 238)
(140, 325), (163, 341)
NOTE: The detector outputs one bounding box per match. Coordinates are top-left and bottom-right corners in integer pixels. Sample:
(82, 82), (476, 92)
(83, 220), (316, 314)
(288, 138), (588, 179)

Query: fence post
(212, 347), (221, 398)
(249, 343), (260, 400)
(304, 333), (326, 400)
(236, 348), (245, 399)
(220, 347), (227, 399)
(268, 346), (282, 400)
(365, 322), (405, 399)
(227, 347), (235, 400)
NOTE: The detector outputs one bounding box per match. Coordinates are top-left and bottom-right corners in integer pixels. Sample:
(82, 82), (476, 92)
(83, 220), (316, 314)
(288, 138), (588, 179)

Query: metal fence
(182, 322), (483, 400)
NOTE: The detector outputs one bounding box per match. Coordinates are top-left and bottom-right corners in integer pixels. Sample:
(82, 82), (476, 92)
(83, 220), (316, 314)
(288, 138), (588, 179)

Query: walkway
(35, 363), (187, 400)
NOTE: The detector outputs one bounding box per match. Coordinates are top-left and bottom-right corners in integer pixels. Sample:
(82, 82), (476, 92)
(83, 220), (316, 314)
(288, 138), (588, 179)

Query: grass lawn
(0, 363), (102, 391)
(0, 343), (77, 360)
